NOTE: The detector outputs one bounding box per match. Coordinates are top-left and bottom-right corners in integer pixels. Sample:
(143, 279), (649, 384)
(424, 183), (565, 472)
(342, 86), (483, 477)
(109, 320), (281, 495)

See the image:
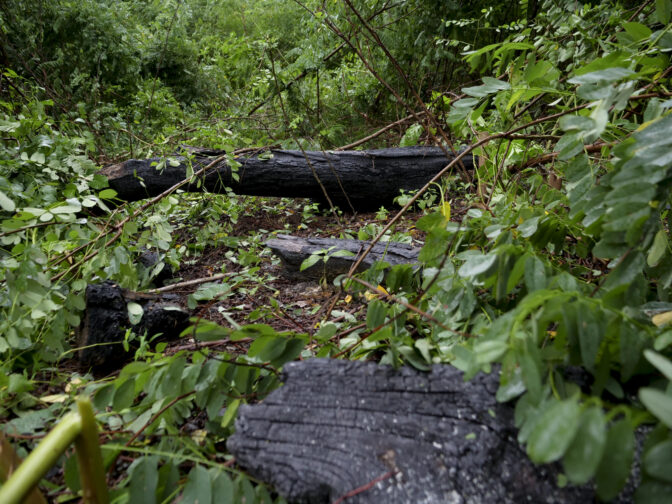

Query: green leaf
(644, 439), (672, 482)
(526, 398), (581, 464)
(248, 335), (287, 361)
(0, 190), (16, 212)
(211, 471), (234, 502)
(366, 299), (387, 329)
(640, 388), (672, 428)
(595, 420), (635, 501)
(182, 465), (212, 504)
(648, 230), (669, 267)
(182, 319), (230, 341)
(400, 123), (423, 147)
(524, 255), (546, 292)
(474, 340), (508, 365)
(623, 22), (652, 42)
(458, 252), (497, 278)
(463, 77), (510, 97)
(644, 350), (672, 381)
(98, 188), (118, 200)
(635, 480), (672, 503)
(129, 456), (158, 504)
(656, 0), (672, 24)
(300, 253), (322, 271)
(568, 67), (635, 85)
(113, 378), (136, 411)
(221, 398), (240, 428)
(127, 302), (144, 325)
(161, 357), (186, 397)
(562, 407), (607, 484)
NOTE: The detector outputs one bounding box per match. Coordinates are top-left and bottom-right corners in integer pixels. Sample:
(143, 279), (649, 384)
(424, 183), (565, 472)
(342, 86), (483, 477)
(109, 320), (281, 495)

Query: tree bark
(100, 146), (472, 211)
(266, 234), (420, 280)
(227, 359), (636, 504)
(76, 282), (189, 371)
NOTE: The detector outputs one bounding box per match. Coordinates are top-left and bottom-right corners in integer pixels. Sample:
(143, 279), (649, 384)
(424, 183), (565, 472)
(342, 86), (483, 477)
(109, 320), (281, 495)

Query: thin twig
(332, 471), (398, 504)
(145, 272), (232, 294)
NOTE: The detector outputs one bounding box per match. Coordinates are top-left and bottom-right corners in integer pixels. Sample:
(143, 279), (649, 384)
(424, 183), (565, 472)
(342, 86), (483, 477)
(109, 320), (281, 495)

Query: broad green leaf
(221, 398), (240, 428)
(300, 253), (322, 271)
(462, 77), (510, 97)
(330, 249), (355, 258)
(635, 480), (672, 503)
(161, 357), (186, 397)
(527, 398), (581, 464)
(129, 457), (158, 504)
(648, 230), (669, 267)
(562, 407), (606, 484)
(519, 352), (541, 404)
(458, 252), (497, 278)
(182, 319), (230, 341)
(656, 0), (672, 24)
(496, 365), (526, 402)
(644, 350), (672, 381)
(524, 255), (546, 292)
(272, 337), (305, 367)
(248, 335), (287, 361)
(595, 420), (635, 501)
(113, 378), (136, 411)
(98, 188), (117, 200)
(51, 203), (80, 214)
(192, 282), (231, 301)
(623, 22), (652, 41)
(518, 216), (540, 238)
(211, 471), (235, 502)
(127, 302), (143, 325)
(644, 439), (672, 482)
(654, 330), (672, 351)
(568, 67), (635, 85)
(640, 388), (672, 428)
(0, 190), (15, 212)
(578, 308), (602, 372)
(182, 465), (212, 504)
(400, 123), (423, 147)
(474, 340), (508, 364)
(573, 51), (629, 76)
(157, 462), (180, 502)
(366, 299), (387, 329)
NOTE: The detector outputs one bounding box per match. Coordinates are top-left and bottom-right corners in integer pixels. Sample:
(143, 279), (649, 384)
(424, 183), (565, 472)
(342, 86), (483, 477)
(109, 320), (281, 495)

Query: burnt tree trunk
(266, 234), (420, 280)
(100, 146), (472, 211)
(227, 359), (636, 503)
(76, 282), (190, 371)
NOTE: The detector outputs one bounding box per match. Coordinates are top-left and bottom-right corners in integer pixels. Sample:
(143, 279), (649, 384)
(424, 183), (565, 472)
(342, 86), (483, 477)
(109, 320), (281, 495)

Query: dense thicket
(1, 0), (672, 502)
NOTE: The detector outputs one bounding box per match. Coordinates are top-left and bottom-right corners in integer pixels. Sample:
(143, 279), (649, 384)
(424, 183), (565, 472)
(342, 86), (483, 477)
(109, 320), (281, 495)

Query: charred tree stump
(100, 146), (473, 211)
(266, 234), (420, 280)
(227, 359), (636, 503)
(77, 282), (189, 370)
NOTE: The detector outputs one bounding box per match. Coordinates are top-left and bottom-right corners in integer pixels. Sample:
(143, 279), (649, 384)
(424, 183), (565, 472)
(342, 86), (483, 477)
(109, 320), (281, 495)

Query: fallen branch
(101, 147), (473, 211)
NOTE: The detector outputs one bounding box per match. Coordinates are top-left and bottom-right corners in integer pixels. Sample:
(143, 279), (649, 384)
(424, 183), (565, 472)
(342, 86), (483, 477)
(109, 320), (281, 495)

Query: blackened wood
(77, 282), (189, 370)
(227, 359), (635, 503)
(100, 146), (472, 211)
(266, 234), (420, 280)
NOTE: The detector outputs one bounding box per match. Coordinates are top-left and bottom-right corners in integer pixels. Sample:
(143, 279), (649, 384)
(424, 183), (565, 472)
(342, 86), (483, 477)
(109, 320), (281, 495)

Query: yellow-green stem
(0, 413), (81, 504)
(75, 397), (109, 504)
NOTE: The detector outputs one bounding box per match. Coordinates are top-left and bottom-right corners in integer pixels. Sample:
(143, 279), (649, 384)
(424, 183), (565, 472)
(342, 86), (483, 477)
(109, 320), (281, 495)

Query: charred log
(77, 282), (189, 371)
(100, 146), (473, 211)
(266, 234), (420, 280)
(227, 359), (637, 504)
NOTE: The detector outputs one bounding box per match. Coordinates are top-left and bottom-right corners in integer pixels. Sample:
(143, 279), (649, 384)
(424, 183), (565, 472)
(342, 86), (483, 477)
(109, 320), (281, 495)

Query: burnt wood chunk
(227, 359), (634, 503)
(100, 146), (473, 211)
(77, 282), (189, 370)
(266, 234), (420, 280)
